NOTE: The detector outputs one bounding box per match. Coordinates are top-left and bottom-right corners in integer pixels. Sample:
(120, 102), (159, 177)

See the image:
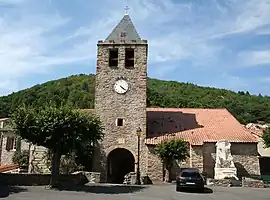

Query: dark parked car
(176, 168), (205, 192)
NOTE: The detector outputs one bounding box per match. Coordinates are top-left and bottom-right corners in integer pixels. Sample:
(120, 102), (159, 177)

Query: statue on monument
(214, 140), (237, 179)
(215, 140), (235, 168)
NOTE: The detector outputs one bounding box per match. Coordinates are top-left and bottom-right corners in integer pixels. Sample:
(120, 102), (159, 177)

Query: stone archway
(107, 148), (135, 183)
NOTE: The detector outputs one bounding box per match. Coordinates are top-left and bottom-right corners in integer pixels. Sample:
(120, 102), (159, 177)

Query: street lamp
(135, 127), (142, 185)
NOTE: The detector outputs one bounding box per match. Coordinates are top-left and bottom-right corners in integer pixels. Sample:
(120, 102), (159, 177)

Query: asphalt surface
(0, 184), (269, 200)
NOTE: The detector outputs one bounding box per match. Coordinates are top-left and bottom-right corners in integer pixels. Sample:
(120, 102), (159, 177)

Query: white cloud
(0, 0), (270, 95)
(0, 14), (70, 75)
(0, 3), (88, 95)
(238, 50), (270, 66)
(199, 0), (270, 39)
(124, 0), (270, 66)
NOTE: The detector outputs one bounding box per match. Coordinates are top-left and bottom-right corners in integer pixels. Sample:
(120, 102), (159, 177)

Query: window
(120, 32), (126, 38)
(125, 48), (134, 68)
(116, 118), (124, 126)
(109, 48), (118, 67)
(181, 172), (201, 178)
(6, 136), (17, 151)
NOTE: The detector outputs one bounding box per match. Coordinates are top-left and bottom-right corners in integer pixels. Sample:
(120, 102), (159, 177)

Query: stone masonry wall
(94, 41), (148, 182)
(203, 143), (216, 178)
(28, 145), (50, 174)
(0, 134), (30, 166)
(0, 173), (87, 186)
(190, 146), (204, 172)
(202, 142), (260, 178)
(147, 145), (163, 182)
(147, 145), (199, 182)
(231, 143), (260, 177)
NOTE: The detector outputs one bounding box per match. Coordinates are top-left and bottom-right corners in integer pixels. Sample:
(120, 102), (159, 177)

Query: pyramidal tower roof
(106, 14), (141, 42)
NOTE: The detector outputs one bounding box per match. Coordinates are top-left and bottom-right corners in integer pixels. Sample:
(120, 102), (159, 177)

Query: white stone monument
(214, 140), (238, 180)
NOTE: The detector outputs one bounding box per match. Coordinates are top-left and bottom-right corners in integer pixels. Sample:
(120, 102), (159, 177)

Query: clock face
(114, 79), (129, 94)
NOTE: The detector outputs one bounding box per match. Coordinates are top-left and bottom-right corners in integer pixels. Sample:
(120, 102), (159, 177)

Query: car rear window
(181, 172), (201, 178)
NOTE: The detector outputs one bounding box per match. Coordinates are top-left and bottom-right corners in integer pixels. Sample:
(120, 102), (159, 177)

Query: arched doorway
(107, 148), (135, 183)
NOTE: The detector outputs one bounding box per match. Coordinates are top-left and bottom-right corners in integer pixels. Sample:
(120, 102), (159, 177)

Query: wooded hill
(0, 74), (269, 124)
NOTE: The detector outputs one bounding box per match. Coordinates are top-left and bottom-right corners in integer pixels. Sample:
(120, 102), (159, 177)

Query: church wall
(190, 146), (204, 172)
(202, 143), (216, 178)
(146, 145), (163, 182)
(146, 145), (203, 182)
(171, 154), (191, 179)
(202, 142), (260, 178)
(231, 143), (260, 178)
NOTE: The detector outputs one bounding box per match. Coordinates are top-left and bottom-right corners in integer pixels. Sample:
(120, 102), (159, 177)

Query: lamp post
(135, 127), (142, 185)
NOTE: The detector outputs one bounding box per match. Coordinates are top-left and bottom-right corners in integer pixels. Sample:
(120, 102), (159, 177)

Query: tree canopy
(155, 139), (189, 182)
(0, 74), (270, 124)
(262, 127), (270, 148)
(11, 104), (103, 187)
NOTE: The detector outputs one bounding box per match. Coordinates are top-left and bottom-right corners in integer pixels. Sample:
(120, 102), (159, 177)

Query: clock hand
(120, 86), (126, 90)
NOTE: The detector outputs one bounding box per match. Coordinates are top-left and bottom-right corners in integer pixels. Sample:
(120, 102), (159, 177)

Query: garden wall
(0, 173), (89, 186)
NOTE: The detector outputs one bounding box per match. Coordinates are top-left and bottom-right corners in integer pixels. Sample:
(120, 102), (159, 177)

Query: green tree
(1, 74), (270, 124)
(155, 139), (189, 183)
(262, 127), (270, 148)
(11, 104), (103, 187)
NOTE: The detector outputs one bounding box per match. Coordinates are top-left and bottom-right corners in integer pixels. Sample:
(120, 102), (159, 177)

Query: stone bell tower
(93, 12), (148, 183)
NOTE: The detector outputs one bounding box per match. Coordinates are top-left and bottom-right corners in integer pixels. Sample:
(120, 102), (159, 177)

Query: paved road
(0, 184), (269, 200)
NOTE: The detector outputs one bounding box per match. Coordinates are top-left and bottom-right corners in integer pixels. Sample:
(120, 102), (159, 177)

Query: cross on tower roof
(124, 6), (129, 15)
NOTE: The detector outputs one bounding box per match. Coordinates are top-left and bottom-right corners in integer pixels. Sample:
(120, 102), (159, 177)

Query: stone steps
(29, 145), (50, 174)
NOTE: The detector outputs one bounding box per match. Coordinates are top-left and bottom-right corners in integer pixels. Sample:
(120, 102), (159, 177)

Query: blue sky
(0, 0), (270, 96)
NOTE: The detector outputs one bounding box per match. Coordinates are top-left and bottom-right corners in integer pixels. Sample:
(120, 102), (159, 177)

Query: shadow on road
(55, 184), (148, 194)
(179, 187), (213, 194)
(0, 186), (28, 198)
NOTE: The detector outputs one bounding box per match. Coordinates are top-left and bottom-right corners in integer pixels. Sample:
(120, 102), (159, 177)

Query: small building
(0, 118), (30, 166)
(246, 123), (270, 177)
(246, 123), (270, 157)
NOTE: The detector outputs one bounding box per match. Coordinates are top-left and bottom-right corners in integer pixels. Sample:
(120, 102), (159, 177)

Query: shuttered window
(5, 136), (18, 151)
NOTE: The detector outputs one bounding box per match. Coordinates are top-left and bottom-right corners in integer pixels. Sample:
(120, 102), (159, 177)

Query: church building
(90, 13), (261, 183)
(0, 12), (262, 184)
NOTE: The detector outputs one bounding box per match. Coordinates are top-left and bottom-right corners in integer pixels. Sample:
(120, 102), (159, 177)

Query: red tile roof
(79, 108), (258, 145)
(145, 108), (258, 145)
(247, 127), (264, 137)
(0, 164), (19, 173)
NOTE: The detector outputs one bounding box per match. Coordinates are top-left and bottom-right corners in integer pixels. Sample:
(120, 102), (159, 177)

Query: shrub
(44, 150), (85, 174)
(12, 150), (29, 169)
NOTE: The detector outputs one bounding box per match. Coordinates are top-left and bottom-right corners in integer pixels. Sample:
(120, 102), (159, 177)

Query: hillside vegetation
(0, 74), (269, 124)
